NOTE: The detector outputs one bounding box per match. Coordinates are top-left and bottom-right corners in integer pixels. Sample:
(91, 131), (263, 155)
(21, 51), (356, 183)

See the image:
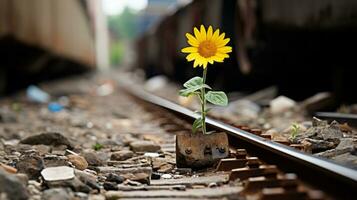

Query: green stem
(201, 67), (208, 134)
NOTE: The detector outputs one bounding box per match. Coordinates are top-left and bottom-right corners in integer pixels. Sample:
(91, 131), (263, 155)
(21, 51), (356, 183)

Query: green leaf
(179, 86), (201, 97)
(179, 84), (211, 97)
(184, 77), (203, 88)
(192, 117), (202, 133)
(205, 91), (228, 106)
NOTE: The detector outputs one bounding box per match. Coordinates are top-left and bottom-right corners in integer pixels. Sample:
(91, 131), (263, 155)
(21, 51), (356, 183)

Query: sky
(102, 0), (148, 15)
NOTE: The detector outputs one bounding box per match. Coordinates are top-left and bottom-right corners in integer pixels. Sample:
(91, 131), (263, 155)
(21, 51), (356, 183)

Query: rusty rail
(119, 79), (357, 199)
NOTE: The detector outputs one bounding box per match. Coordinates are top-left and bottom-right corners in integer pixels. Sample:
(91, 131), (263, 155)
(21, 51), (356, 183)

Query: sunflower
(181, 25), (232, 68)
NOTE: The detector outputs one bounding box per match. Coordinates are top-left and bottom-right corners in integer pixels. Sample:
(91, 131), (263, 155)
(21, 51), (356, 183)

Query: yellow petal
(203, 60), (208, 68)
(207, 26), (213, 40)
(217, 32), (225, 42)
(214, 53), (224, 59)
(211, 29), (220, 41)
(215, 53), (230, 59)
(186, 33), (199, 47)
(218, 38), (230, 47)
(193, 59), (200, 68)
(212, 56), (224, 62)
(207, 57), (214, 64)
(186, 53), (198, 61)
(181, 47), (198, 53)
(200, 25), (206, 41)
(218, 46), (232, 53)
(194, 27), (202, 42)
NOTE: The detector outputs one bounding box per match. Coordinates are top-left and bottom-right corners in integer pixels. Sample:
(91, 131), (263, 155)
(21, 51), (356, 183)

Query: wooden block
(230, 165), (278, 181)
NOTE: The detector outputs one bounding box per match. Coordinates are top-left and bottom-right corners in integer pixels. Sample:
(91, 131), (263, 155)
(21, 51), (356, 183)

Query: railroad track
(119, 77), (357, 200)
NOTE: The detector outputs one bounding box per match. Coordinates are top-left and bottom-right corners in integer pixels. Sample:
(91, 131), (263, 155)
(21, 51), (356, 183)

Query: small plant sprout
(180, 25), (232, 134)
(92, 143), (104, 151)
(290, 123), (300, 140)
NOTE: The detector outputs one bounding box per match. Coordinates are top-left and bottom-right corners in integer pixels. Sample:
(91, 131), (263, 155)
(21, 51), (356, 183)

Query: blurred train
(0, 0), (105, 95)
(136, 0), (357, 105)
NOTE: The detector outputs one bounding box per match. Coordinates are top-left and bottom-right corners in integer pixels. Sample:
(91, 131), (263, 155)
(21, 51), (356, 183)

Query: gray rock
(43, 155), (69, 167)
(21, 132), (73, 149)
(33, 144), (51, 155)
(41, 166), (75, 181)
(110, 150), (134, 161)
(322, 121), (343, 141)
(332, 153), (357, 169)
(312, 117), (328, 127)
(130, 141), (161, 152)
(106, 173), (125, 184)
(103, 181), (118, 191)
(0, 169), (29, 200)
(42, 188), (73, 200)
(16, 153), (44, 179)
(128, 172), (151, 184)
(299, 120), (344, 148)
(336, 138), (357, 150)
(301, 138), (336, 153)
(82, 151), (103, 166)
(315, 148), (352, 158)
(46, 177), (91, 193)
(15, 144), (33, 153)
(74, 169), (100, 191)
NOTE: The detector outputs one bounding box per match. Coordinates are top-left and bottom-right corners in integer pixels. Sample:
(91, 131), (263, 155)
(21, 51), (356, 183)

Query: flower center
(198, 40), (217, 58)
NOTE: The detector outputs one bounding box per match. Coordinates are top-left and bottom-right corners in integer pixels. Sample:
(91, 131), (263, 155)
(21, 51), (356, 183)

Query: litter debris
(26, 85), (50, 103)
(48, 102), (64, 112)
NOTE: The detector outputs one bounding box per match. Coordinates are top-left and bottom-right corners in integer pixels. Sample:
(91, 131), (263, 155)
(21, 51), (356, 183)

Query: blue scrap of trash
(26, 85), (50, 103)
(48, 102), (64, 112)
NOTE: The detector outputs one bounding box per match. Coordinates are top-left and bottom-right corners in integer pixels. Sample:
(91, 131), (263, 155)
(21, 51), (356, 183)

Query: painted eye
(185, 148), (192, 154)
(218, 147), (226, 153)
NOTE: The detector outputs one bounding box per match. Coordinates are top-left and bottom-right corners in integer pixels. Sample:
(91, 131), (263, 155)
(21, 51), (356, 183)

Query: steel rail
(119, 79), (357, 199)
(315, 112), (357, 127)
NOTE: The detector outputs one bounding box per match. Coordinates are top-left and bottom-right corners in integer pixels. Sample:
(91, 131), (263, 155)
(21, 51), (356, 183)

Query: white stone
(270, 96), (296, 114)
(144, 76), (168, 92)
(41, 166), (75, 181)
(161, 174), (172, 179)
(144, 152), (160, 158)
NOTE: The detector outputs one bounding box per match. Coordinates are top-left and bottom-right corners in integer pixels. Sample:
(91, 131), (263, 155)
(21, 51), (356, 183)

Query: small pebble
(67, 154), (88, 170)
(144, 152), (160, 158)
(161, 174), (172, 179)
(103, 182), (118, 191)
(151, 172), (161, 180)
(106, 173), (125, 184)
(126, 180), (142, 186)
(208, 182), (218, 188)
